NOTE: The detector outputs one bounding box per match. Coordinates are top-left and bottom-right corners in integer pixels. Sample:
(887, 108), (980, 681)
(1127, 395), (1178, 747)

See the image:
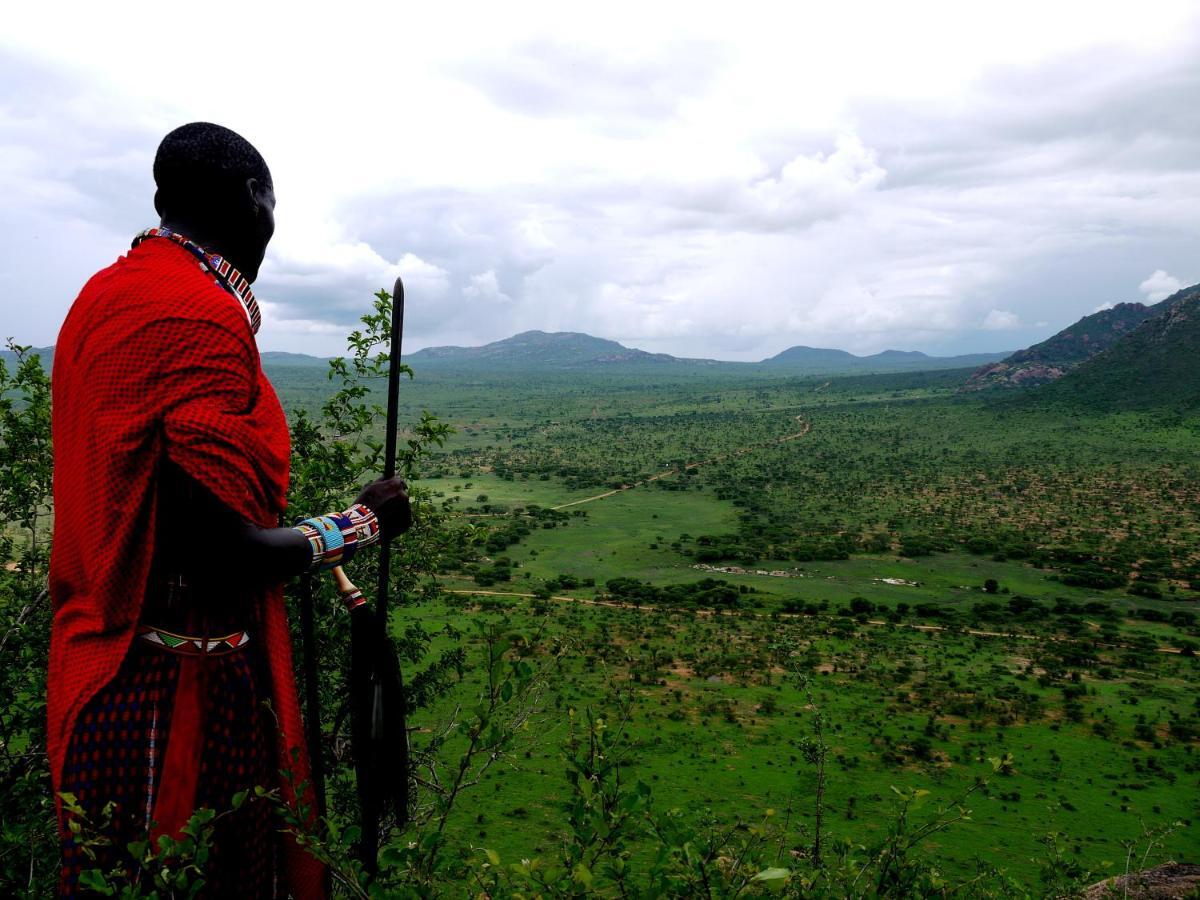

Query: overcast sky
(2, 1), (1198, 360)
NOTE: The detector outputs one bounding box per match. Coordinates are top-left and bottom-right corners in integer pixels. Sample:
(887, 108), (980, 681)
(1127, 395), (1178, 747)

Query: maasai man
(49, 122), (410, 896)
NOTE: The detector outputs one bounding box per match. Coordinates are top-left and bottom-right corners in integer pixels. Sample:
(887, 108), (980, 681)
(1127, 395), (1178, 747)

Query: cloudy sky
(2, 1), (1198, 360)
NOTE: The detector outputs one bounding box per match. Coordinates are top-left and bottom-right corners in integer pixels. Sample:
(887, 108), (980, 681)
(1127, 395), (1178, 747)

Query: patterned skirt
(58, 640), (279, 896)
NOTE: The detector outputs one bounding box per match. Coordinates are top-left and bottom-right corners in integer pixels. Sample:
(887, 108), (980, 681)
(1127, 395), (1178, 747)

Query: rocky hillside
(963, 301), (1158, 390)
(1050, 283), (1200, 410)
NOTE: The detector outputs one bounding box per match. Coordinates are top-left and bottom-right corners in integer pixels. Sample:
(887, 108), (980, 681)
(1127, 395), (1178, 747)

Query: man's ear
(245, 177), (261, 214)
(153, 188), (164, 217)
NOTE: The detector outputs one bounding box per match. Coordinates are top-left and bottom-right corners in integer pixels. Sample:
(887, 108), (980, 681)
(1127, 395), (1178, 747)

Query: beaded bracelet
(294, 503), (381, 574)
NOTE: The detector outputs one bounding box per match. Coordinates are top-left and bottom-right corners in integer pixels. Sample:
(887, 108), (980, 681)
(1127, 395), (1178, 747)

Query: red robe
(49, 238), (324, 896)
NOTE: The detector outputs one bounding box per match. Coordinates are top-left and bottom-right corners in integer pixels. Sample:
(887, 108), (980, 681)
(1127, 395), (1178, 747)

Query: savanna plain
(272, 361), (1200, 886)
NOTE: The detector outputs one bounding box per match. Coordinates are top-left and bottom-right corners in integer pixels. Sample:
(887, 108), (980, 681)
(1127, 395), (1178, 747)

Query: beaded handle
(332, 566), (368, 612)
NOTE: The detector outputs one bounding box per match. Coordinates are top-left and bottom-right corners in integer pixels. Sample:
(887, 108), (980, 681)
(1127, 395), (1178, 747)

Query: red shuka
(49, 238), (324, 896)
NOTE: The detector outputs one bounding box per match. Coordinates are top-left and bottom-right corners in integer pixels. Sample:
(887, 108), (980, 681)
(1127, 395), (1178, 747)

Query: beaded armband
(294, 503), (381, 575)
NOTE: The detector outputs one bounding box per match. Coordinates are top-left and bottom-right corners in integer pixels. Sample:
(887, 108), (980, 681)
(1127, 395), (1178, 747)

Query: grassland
(271, 362), (1200, 885)
(402, 595), (1197, 883)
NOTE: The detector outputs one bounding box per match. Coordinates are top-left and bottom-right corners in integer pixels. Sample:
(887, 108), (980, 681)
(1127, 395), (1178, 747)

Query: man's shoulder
(65, 241), (250, 337)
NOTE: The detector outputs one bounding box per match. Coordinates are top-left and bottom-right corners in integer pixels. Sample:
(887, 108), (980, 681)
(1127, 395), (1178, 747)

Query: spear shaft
(356, 276), (409, 872)
(298, 573), (325, 816)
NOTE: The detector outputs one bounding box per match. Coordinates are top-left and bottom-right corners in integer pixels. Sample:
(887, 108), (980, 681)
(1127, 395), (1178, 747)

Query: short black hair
(153, 122), (272, 214)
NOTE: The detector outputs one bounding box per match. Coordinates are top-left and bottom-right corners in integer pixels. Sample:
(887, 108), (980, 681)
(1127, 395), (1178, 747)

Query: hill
(961, 290), (1197, 391)
(0, 346), (55, 370)
(259, 350), (331, 367)
(1049, 283), (1200, 410)
(408, 332), (1009, 374)
(763, 345), (1007, 374)
(408, 330), (683, 369)
(1, 333), (1011, 378)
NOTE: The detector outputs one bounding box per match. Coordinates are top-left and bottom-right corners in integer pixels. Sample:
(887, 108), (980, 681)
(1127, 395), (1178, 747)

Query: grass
(436, 471), (1192, 632)
(397, 594), (1198, 884)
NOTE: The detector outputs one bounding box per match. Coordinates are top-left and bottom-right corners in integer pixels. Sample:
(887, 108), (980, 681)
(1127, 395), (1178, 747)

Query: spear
(337, 276), (410, 873)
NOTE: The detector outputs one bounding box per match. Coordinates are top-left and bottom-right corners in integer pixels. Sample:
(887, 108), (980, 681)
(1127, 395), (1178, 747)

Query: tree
(0, 343), (56, 892)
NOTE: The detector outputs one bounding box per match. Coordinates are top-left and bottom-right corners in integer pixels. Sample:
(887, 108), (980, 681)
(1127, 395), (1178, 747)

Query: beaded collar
(132, 226), (262, 334)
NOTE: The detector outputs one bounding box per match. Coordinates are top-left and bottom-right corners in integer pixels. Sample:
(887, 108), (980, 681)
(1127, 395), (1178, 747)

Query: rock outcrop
(1083, 862), (1200, 899)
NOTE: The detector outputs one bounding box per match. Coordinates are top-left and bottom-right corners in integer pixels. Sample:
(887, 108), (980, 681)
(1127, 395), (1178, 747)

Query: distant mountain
(1048, 283), (1200, 410)
(408, 330), (684, 369)
(406, 332), (1012, 374)
(1, 333), (1013, 379)
(259, 351), (331, 367)
(963, 298), (1169, 391)
(0, 345), (54, 370)
(761, 346), (857, 369)
(763, 345), (1008, 375)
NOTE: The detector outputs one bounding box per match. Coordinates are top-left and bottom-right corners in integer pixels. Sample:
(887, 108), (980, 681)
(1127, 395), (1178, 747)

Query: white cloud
(1138, 269), (1183, 302)
(462, 270), (512, 304)
(744, 136), (886, 228)
(396, 253), (452, 300)
(982, 309), (1022, 330)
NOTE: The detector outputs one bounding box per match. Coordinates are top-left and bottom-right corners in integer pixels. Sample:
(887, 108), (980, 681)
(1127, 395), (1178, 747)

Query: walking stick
(340, 276), (409, 873)
(298, 572), (326, 817)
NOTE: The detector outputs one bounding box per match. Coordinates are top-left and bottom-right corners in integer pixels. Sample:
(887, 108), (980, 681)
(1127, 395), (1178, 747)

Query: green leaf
(751, 867), (791, 889)
(573, 862), (594, 886)
(78, 869), (113, 894)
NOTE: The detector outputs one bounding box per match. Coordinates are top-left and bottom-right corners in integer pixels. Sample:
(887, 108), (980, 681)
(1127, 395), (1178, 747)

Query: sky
(2, 1), (1198, 361)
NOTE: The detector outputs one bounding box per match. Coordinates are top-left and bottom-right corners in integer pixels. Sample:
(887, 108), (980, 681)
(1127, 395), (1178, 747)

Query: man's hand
(356, 476), (412, 538)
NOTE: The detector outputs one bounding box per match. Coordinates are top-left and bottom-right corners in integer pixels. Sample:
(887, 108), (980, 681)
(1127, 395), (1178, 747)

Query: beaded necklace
(133, 226), (262, 334)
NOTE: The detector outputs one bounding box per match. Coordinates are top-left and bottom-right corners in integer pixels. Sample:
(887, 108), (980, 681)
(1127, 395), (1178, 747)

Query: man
(49, 123), (409, 896)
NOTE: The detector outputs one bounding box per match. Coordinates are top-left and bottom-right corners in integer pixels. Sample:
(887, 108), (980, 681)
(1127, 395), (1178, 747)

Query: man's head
(153, 122), (275, 282)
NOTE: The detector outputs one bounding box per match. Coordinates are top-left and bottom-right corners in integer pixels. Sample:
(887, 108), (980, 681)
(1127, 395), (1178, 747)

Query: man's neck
(159, 218), (239, 268)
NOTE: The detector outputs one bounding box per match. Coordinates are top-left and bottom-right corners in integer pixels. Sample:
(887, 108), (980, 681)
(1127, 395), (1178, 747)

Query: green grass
(396, 595), (1198, 884)
(435, 474), (736, 586)
(437, 470), (1193, 633)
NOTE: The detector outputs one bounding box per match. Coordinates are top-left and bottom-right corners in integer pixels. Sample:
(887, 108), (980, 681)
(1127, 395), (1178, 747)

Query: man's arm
(139, 313), (412, 587)
(157, 460), (411, 588)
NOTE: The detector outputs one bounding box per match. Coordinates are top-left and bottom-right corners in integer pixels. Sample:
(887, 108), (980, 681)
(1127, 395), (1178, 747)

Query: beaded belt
(137, 624), (250, 656)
